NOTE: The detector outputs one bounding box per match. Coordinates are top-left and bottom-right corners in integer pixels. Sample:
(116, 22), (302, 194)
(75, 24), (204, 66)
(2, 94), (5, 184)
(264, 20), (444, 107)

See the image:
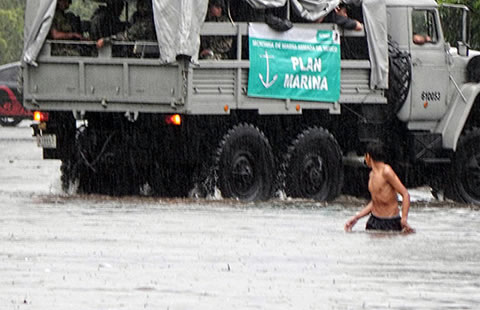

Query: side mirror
(458, 41), (469, 57)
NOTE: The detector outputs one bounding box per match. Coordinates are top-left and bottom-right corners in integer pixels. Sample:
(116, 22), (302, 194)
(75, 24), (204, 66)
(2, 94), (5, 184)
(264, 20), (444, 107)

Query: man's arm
(50, 28), (84, 40)
(332, 11), (364, 32)
(344, 201), (373, 232)
(354, 21), (364, 31)
(383, 166), (415, 233)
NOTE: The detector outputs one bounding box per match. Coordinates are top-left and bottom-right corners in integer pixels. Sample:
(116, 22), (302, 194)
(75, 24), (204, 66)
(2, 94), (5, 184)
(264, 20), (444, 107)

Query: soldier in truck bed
(200, 0), (233, 60)
(90, 0), (127, 41)
(96, 0), (156, 50)
(326, 3), (363, 31)
(291, 2), (363, 31)
(49, 0), (87, 56)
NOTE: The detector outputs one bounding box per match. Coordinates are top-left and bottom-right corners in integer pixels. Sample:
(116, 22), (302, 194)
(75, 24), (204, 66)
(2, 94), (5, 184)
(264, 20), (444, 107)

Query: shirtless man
(344, 142), (415, 233)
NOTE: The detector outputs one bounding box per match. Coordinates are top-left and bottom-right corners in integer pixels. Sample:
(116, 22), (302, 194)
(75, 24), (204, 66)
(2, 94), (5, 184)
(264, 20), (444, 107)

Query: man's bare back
(344, 142), (414, 233)
(368, 163), (401, 218)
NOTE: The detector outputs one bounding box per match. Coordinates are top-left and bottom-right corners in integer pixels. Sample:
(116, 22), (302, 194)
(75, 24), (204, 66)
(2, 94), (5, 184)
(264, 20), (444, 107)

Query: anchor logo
(258, 50), (278, 88)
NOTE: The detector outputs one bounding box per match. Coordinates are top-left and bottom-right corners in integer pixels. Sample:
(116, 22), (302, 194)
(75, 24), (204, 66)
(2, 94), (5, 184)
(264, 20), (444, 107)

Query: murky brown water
(1, 124), (479, 309)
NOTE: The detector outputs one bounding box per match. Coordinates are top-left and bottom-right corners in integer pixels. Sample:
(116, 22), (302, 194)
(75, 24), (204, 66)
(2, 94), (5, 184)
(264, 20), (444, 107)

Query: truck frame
(22, 0), (480, 204)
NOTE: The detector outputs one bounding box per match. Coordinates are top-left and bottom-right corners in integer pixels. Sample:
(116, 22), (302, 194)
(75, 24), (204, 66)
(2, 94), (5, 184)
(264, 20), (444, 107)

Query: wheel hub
(302, 155), (326, 196)
(232, 154), (256, 195)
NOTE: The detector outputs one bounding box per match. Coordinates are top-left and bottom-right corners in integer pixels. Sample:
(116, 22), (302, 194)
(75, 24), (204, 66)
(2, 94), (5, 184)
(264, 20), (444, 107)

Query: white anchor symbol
(259, 50), (278, 88)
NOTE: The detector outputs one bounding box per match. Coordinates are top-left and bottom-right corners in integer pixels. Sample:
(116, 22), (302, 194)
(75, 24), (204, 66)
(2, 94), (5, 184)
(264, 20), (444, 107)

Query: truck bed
(23, 23), (386, 116)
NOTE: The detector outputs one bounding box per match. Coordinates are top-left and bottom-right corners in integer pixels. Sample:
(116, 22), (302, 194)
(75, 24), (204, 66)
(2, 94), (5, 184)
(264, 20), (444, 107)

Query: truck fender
(437, 83), (480, 151)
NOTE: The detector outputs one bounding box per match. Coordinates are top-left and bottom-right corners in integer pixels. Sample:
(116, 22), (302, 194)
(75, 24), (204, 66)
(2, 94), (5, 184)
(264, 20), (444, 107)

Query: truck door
(408, 8), (450, 121)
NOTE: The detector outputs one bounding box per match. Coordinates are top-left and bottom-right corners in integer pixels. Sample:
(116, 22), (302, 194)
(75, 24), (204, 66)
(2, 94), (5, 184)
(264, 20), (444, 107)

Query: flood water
(1, 123), (479, 309)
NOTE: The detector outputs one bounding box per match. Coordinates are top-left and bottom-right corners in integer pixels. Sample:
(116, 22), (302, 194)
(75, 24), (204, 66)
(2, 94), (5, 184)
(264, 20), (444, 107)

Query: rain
(1, 121), (479, 309)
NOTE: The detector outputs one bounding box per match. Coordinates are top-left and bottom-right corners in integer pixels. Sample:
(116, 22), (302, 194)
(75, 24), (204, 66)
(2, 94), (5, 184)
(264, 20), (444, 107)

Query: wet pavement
(1, 124), (479, 309)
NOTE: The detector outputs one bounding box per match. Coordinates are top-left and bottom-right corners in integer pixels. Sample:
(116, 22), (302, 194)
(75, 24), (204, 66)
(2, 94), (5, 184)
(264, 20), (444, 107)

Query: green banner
(248, 23), (341, 102)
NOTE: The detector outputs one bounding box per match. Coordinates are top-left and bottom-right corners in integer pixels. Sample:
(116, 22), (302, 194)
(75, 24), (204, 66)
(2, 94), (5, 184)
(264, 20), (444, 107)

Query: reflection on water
(1, 192), (479, 309)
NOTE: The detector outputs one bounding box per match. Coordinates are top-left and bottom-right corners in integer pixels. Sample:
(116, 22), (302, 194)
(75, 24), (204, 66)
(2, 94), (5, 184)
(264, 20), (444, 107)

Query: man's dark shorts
(366, 214), (402, 231)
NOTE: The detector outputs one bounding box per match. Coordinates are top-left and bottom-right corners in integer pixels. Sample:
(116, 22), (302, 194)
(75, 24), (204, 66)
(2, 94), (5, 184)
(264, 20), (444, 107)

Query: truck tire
(60, 159), (79, 194)
(467, 56), (480, 83)
(451, 128), (480, 204)
(283, 127), (343, 201)
(61, 155), (101, 195)
(342, 166), (370, 199)
(70, 127), (123, 196)
(0, 116), (22, 127)
(386, 38), (412, 114)
(61, 158), (107, 196)
(215, 124), (275, 201)
(151, 163), (194, 198)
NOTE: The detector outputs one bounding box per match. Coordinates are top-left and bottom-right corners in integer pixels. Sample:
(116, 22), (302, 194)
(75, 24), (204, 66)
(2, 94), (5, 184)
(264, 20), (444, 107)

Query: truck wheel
(0, 116), (22, 127)
(60, 156), (99, 195)
(60, 159), (79, 194)
(283, 127), (343, 201)
(151, 163), (194, 198)
(386, 38), (411, 114)
(70, 127), (118, 195)
(451, 128), (480, 204)
(216, 124), (275, 201)
(467, 56), (480, 83)
(342, 166), (370, 199)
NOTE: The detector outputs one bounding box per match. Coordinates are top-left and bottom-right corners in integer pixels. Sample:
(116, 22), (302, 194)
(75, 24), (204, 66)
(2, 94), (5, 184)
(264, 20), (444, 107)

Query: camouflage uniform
(51, 8), (73, 34)
(50, 8), (81, 56)
(111, 7), (157, 58)
(90, 6), (126, 40)
(201, 14), (233, 60)
(116, 13), (156, 41)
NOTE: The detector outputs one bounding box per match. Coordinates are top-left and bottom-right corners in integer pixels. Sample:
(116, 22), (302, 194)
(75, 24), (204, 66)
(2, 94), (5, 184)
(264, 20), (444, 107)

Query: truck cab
(387, 1), (467, 132)
(385, 0), (480, 204)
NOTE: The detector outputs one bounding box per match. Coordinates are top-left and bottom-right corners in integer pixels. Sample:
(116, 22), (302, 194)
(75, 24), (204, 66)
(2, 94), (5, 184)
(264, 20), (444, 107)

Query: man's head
(57, 0), (71, 11)
(208, 0), (225, 17)
(365, 141), (386, 166)
(137, 0), (153, 16)
(336, 3), (348, 17)
(210, 0), (225, 9)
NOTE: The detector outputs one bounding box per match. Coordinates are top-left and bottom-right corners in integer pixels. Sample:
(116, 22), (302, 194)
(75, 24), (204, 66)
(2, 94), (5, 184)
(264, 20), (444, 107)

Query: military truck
(22, 0), (480, 204)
